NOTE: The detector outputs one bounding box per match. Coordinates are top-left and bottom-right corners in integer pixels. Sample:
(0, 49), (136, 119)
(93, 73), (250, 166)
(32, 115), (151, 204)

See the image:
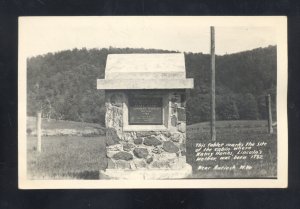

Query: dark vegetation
(27, 46), (276, 125)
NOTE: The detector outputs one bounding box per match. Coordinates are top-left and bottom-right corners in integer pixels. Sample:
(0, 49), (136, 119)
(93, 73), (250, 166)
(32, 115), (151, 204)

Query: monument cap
(97, 53), (194, 89)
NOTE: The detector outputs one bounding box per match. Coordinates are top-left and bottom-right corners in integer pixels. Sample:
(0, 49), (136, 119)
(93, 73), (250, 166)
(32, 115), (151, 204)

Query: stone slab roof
(97, 53), (193, 89)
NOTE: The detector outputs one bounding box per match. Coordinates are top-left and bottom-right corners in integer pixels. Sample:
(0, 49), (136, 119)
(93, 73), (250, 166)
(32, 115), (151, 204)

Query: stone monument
(97, 53), (194, 179)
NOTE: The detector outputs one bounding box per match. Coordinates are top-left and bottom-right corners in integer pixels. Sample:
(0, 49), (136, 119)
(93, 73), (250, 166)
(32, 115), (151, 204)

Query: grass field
(27, 116), (104, 130)
(27, 117), (105, 136)
(27, 136), (107, 179)
(187, 120), (273, 135)
(27, 120), (277, 179)
(186, 120), (277, 178)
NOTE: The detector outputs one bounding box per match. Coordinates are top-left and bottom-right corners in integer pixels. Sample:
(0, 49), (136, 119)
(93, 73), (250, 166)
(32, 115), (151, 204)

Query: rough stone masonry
(105, 90), (187, 170)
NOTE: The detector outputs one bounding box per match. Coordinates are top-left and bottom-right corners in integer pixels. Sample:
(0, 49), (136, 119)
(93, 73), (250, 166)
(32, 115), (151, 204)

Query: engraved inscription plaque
(129, 97), (163, 125)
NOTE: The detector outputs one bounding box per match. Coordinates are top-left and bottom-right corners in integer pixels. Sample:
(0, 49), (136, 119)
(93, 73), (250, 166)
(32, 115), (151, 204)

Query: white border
(18, 16), (288, 189)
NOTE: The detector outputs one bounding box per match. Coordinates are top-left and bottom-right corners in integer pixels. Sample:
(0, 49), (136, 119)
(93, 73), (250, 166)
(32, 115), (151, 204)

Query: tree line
(27, 46), (276, 126)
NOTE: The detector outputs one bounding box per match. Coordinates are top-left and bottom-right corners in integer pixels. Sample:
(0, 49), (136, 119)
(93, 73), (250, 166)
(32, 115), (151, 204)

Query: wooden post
(36, 111), (42, 152)
(266, 94), (273, 134)
(210, 26), (216, 141)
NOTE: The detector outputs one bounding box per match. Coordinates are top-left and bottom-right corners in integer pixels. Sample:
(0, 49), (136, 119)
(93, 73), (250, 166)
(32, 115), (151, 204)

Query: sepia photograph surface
(18, 16), (288, 189)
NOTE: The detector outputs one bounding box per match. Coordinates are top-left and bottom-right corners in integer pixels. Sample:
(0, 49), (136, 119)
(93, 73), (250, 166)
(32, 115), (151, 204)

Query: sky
(19, 17), (278, 57)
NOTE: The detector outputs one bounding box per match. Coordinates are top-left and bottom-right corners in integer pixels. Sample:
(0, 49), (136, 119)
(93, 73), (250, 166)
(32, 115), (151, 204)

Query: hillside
(27, 46), (276, 125)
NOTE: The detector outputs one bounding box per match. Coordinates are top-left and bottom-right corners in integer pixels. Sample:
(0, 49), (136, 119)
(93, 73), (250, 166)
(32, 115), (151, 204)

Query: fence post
(36, 111), (42, 152)
(266, 94), (273, 134)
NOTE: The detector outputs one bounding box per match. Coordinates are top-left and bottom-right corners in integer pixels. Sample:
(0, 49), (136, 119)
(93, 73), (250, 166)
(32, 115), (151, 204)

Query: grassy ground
(187, 120), (271, 135)
(27, 120), (277, 179)
(27, 136), (107, 179)
(186, 120), (277, 178)
(27, 116), (105, 136)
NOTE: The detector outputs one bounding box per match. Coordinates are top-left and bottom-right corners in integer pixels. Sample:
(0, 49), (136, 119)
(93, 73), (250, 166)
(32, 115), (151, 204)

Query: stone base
(100, 163), (192, 180)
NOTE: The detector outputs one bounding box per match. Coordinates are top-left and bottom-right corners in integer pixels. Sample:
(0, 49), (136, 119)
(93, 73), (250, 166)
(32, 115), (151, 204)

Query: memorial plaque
(129, 97), (163, 125)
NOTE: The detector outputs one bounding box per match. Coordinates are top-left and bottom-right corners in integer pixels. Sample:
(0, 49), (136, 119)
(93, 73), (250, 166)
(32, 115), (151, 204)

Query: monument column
(97, 53), (194, 179)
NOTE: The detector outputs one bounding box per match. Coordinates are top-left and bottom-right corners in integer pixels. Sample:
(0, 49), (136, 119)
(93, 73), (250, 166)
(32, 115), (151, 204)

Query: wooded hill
(27, 46), (276, 125)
